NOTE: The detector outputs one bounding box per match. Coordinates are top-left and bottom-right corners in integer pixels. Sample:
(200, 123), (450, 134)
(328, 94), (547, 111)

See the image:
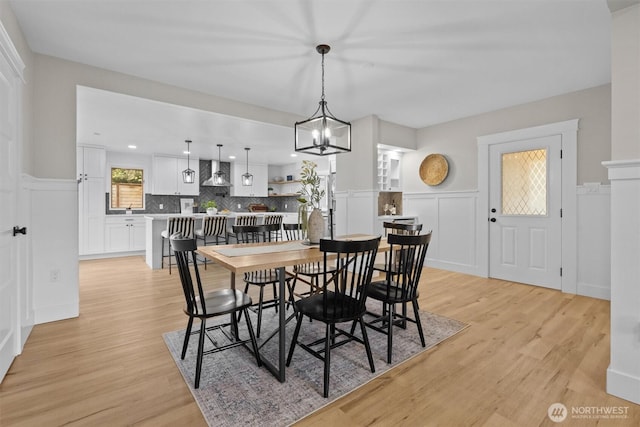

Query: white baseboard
(577, 282), (611, 300)
(34, 303), (79, 325)
(607, 366), (640, 404)
(426, 259), (481, 277)
(79, 250), (144, 261)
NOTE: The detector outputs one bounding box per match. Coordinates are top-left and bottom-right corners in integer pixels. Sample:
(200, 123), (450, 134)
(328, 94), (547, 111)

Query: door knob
(490, 218), (497, 222)
(491, 208), (496, 213)
(13, 226), (27, 236)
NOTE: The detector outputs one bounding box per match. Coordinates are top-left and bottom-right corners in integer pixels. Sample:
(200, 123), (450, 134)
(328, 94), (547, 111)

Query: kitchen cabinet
(151, 155), (200, 196)
(377, 150), (402, 191)
(104, 216), (145, 252)
(231, 162), (268, 197)
(78, 145), (106, 255)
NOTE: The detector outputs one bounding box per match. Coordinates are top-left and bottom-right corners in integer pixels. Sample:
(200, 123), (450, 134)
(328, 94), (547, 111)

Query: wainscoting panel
(404, 191), (480, 275)
(25, 176), (79, 323)
(404, 187), (611, 300)
(577, 185), (611, 300)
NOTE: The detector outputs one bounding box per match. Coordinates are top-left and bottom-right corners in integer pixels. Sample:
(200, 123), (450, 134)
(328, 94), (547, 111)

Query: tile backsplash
(106, 160), (300, 215)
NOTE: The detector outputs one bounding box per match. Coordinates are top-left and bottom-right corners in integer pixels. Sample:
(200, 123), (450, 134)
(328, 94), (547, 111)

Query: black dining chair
(373, 221), (423, 274)
(365, 232), (431, 364)
(170, 235), (261, 389)
(286, 236), (381, 397)
(282, 223), (335, 303)
(234, 223), (290, 337)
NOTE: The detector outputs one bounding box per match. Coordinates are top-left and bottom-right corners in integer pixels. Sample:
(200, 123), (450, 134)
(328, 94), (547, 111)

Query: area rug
(163, 301), (468, 427)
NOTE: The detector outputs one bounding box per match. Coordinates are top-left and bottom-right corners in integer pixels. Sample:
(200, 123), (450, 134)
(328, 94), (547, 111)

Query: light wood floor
(0, 256), (638, 426)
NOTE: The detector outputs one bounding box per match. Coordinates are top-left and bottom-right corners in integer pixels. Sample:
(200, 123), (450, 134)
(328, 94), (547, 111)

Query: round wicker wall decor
(419, 154), (449, 186)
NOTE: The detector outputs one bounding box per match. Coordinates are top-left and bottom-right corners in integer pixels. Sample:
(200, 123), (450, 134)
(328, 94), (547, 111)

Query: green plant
(202, 200), (217, 209)
(298, 160), (325, 210)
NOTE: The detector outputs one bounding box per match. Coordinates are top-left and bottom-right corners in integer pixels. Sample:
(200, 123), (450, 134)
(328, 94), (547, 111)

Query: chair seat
(243, 270), (283, 285)
(186, 288), (253, 318)
(161, 230), (170, 238)
(367, 280), (420, 303)
(295, 292), (364, 323)
(194, 229), (205, 237)
(294, 263), (337, 276)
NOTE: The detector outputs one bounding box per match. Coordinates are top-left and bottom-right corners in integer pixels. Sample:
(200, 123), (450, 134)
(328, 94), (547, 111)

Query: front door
(489, 135), (562, 289)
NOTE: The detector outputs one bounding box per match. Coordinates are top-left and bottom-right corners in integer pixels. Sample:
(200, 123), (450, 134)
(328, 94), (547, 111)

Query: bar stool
(161, 216), (195, 274)
(234, 223), (289, 337)
(227, 215), (257, 243)
(195, 215), (227, 269)
(264, 214), (283, 240)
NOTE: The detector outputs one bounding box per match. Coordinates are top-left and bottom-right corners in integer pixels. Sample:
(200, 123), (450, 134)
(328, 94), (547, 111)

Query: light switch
(159, 204), (164, 209)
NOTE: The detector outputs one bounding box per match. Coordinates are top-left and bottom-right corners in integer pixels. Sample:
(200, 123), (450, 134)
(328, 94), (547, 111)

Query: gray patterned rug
(163, 301), (468, 427)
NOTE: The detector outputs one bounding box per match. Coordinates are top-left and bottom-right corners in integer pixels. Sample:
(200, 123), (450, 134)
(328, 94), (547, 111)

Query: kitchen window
(111, 167), (144, 209)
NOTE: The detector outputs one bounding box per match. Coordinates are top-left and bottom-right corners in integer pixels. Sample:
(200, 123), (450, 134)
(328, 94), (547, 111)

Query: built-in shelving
(268, 180), (301, 197)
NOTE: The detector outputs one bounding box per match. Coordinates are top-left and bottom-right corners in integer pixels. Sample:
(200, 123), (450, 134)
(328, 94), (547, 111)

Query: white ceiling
(10, 0), (612, 162)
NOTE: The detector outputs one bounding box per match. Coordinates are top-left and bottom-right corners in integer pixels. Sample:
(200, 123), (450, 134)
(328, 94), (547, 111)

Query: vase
(206, 207), (217, 215)
(297, 204), (309, 241)
(307, 208), (324, 244)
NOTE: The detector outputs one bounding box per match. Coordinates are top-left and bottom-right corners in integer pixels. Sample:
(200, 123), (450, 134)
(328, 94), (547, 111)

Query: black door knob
(491, 208), (496, 213)
(13, 226), (27, 236)
(490, 218), (497, 222)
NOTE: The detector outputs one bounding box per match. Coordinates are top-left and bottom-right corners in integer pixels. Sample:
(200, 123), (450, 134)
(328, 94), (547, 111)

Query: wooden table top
(197, 235), (388, 274)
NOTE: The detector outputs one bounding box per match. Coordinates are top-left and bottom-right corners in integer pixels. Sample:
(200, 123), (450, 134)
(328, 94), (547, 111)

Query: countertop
(377, 214), (417, 220)
(142, 211), (295, 220)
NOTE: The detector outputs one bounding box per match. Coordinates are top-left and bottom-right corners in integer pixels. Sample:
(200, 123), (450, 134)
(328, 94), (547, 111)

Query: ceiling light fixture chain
(294, 44), (351, 156)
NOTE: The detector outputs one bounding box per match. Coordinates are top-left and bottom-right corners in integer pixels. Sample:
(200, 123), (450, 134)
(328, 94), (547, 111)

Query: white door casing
(477, 119), (578, 294)
(0, 22), (25, 383)
(488, 135), (562, 289)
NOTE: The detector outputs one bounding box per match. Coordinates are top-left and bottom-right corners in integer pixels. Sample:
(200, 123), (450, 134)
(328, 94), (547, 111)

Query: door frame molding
(477, 119), (579, 294)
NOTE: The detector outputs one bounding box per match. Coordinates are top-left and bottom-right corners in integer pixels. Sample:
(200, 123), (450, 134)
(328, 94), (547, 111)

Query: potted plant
(202, 200), (218, 215)
(298, 160), (325, 243)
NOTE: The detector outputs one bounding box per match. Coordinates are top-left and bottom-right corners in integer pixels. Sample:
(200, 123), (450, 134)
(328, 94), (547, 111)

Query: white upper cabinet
(151, 155), (199, 196)
(231, 162), (268, 197)
(77, 145), (106, 180)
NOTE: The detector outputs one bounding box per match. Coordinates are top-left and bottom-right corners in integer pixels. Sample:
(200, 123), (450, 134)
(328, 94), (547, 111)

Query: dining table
(196, 234), (390, 383)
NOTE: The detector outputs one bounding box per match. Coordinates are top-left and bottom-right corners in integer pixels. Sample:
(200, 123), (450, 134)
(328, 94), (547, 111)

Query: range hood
(201, 160), (232, 187)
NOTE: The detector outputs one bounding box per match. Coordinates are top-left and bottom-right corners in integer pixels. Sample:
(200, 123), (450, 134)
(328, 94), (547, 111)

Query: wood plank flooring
(0, 256), (638, 426)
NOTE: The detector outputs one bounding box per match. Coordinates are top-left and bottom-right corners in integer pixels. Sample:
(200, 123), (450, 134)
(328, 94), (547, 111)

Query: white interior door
(0, 39), (20, 382)
(489, 135), (562, 289)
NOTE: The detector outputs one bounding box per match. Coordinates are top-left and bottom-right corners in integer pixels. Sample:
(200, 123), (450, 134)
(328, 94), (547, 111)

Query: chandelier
(294, 44), (351, 156)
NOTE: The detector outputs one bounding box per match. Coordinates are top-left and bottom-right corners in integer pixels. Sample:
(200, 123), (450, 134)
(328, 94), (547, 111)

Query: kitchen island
(144, 212), (297, 269)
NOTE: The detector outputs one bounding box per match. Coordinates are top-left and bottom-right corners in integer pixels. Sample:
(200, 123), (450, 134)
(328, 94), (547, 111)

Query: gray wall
(402, 84), (612, 193)
(611, 4), (640, 160)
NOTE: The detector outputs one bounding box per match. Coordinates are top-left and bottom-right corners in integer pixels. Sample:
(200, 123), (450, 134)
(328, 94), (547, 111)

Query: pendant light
(213, 144), (226, 185)
(182, 139), (196, 184)
(295, 44), (351, 156)
(241, 147), (253, 186)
